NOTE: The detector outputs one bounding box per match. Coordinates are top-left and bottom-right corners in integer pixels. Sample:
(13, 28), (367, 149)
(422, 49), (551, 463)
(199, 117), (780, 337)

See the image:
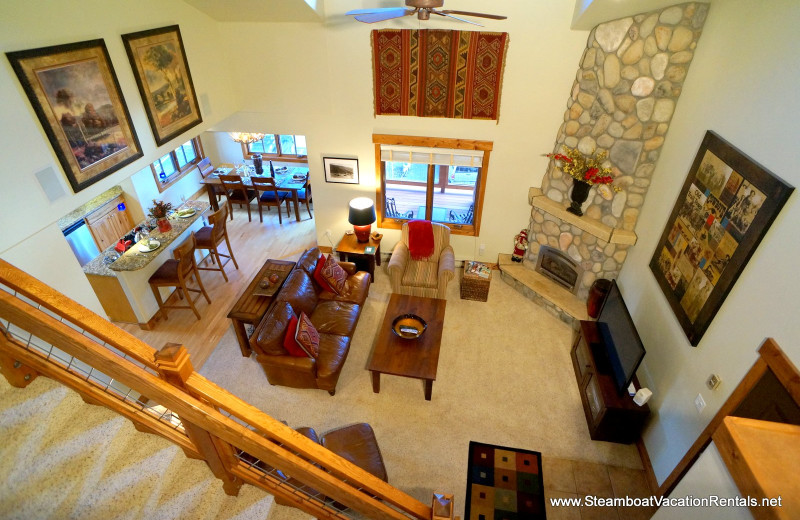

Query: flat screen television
(596, 280), (646, 394)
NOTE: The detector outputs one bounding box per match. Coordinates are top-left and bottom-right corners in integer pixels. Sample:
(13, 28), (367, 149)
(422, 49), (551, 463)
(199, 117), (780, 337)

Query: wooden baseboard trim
(636, 437), (660, 496)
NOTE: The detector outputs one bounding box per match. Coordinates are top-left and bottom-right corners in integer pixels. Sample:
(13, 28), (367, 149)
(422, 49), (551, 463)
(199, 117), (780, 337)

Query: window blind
(380, 144), (484, 167)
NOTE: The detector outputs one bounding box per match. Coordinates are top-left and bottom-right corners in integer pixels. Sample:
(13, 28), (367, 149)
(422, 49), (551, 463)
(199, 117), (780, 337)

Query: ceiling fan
(346, 0), (506, 27)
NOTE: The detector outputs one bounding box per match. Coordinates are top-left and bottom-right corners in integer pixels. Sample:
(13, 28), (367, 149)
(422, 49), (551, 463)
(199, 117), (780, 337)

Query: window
(373, 134), (492, 236)
(244, 134), (307, 162)
(150, 137), (205, 192)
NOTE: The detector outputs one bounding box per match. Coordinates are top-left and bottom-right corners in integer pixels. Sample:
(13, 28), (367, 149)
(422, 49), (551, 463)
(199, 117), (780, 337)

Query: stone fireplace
(535, 246), (584, 295)
(500, 3), (707, 323)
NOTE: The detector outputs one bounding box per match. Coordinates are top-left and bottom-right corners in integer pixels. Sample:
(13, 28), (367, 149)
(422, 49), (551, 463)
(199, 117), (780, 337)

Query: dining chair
(219, 174), (257, 222)
(148, 232), (211, 321)
(295, 178), (313, 219)
(195, 202), (239, 282)
(197, 157), (225, 202)
(251, 176), (290, 224)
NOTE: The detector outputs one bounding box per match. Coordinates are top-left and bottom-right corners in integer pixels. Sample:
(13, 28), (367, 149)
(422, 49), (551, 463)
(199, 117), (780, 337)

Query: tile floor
(543, 458), (657, 520)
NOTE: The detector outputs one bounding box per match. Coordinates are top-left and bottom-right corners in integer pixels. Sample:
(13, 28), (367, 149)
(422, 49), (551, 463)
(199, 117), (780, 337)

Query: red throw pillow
(282, 316), (306, 357)
(313, 254), (335, 292)
(294, 312), (320, 359)
(320, 254), (347, 295)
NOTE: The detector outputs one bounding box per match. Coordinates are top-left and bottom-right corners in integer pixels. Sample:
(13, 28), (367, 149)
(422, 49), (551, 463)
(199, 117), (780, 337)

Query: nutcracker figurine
(512, 229), (528, 263)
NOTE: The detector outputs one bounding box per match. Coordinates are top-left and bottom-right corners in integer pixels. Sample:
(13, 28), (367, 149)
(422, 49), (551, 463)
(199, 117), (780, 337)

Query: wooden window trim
(151, 136), (205, 193)
(372, 134), (492, 236)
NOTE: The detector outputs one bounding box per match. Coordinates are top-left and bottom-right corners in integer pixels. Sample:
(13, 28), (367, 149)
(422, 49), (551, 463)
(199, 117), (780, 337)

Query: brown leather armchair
(250, 248), (370, 395)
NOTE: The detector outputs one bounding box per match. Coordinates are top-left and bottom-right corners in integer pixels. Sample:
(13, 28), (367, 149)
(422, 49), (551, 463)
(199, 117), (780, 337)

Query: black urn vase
(567, 179), (591, 216)
(252, 154), (263, 175)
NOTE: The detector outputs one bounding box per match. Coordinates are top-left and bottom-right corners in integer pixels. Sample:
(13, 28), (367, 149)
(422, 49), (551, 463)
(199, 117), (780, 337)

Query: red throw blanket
(408, 220), (434, 260)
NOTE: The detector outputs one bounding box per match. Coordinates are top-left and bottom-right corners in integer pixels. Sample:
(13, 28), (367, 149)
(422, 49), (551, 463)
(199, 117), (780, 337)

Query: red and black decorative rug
(371, 29), (508, 120)
(465, 441), (546, 520)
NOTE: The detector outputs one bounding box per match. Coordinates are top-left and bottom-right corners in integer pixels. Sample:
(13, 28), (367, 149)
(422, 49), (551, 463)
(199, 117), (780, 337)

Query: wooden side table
(227, 259), (295, 357)
(336, 232), (381, 283)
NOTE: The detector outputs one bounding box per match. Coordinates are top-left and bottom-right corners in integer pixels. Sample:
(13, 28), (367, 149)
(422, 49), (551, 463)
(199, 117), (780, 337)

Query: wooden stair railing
(0, 259), (442, 520)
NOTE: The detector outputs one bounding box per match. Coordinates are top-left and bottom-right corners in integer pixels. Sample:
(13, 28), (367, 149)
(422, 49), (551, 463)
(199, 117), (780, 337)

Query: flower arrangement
(546, 146), (619, 190)
(147, 199), (173, 219)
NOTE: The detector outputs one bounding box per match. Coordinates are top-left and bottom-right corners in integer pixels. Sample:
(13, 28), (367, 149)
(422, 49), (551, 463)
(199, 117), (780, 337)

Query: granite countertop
(82, 200), (210, 278)
(58, 186), (124, 232)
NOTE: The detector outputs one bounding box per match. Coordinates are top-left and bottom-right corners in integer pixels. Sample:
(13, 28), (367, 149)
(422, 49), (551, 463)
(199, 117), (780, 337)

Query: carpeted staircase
(0, 375), (282, 520)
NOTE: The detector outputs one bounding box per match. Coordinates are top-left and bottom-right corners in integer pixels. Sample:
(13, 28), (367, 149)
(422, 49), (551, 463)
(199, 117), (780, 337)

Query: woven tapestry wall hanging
(372, 29), (508, 120)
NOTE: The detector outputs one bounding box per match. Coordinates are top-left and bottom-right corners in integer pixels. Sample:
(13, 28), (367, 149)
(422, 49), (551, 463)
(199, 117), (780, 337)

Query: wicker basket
(461, 261), (491, 302)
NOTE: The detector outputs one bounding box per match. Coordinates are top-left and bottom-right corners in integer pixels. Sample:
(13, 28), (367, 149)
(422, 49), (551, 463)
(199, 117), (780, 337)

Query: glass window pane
(263, 136), (278, 154)
(182, 141), (197, 162)
(433, 166), (477, 224)
(152, 160), (164, 175)
(279, 135), (296, 155)
(175, 148), (188, 167)
(250, 141), (264, 153)
(295, 135), (307, 155)
(384, 162), (429, 183)
(159, 154), (176, 176)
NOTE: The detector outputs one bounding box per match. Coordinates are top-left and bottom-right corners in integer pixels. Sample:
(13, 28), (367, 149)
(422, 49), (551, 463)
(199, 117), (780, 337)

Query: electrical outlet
(324, 229), (332, 237)
(706, 374), (722, 390)
(479, 243), (486, 255)
(694, 393), (706, 414)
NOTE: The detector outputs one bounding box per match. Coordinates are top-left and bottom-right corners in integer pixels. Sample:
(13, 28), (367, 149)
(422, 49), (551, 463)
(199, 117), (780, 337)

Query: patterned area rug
(465, 441), (546, 520)
(372, 29), (508, 120)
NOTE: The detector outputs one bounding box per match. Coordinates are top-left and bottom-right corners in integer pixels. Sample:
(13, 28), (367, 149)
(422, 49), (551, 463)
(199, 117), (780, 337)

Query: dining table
(200, 166), (310, 222)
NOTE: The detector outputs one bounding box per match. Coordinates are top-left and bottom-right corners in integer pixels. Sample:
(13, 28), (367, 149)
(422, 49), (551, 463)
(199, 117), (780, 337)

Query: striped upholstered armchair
(388, 222), (455, 299)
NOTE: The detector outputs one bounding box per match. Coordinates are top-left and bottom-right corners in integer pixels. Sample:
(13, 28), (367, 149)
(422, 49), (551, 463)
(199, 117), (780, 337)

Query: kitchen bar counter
(58, 185), (124, 232)
(82, 200), (209, 277)
(83, 200), (209, 327)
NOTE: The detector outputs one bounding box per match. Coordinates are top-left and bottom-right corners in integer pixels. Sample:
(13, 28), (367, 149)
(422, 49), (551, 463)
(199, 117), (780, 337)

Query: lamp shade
(348, 197), (376, 226)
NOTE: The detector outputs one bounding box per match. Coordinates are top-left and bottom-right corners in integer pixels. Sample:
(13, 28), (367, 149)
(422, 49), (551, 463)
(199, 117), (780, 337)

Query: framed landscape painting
(6, 39), (143, 193)
(649, 131), (793, 346)
(323, 157), (360, 184)
(122, 25), (202, 146)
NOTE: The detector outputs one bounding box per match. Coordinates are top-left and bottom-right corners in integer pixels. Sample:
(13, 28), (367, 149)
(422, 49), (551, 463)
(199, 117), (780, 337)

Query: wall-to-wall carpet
(372, 29), (508, 120)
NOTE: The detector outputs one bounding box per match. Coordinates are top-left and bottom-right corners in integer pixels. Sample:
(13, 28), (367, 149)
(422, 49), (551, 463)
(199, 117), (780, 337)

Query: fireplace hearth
(535, 246), (583, 295)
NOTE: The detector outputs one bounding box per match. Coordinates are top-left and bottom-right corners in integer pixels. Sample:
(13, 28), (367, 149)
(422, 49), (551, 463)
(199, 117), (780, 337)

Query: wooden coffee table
(227, 259), (295, 357)
(368, 294), (446, 401)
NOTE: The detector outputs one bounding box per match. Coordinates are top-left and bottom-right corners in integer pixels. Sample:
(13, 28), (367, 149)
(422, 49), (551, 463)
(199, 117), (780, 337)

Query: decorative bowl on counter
(103, 251), (120, 265)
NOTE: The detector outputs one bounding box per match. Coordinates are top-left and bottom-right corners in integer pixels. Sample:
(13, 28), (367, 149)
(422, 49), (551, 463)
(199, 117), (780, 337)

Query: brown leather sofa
(250, 247), (371, 395)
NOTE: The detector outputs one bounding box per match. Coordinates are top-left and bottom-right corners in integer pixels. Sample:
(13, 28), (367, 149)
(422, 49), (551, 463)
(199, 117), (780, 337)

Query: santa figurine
(512, 229), (529, 263)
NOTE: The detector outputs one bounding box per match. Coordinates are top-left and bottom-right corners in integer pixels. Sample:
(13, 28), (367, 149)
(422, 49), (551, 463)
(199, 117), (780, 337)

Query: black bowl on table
(391, 314), (427, 340)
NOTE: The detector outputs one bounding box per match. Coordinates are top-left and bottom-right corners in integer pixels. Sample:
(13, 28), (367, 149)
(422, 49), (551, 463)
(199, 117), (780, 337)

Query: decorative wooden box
(461, 261), (491, 302)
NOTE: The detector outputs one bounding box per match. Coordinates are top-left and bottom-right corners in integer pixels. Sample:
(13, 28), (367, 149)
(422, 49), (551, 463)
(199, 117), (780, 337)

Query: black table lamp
(348, 197), (376, 242)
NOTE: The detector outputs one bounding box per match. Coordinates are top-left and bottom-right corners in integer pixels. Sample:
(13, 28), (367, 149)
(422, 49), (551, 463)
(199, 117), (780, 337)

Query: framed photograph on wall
(649, 131), (793, 346)
(323, 157), (360, 184)
(122, 25), (202, 146)
(6, 39), (143, 193)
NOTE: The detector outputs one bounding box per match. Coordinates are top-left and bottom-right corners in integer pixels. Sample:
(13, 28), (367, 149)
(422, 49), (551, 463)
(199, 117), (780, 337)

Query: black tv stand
(571, 320), (650, 444)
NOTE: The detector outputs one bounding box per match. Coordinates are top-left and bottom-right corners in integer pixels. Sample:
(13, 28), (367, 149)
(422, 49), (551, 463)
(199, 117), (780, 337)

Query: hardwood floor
(116, 194), (317, 368)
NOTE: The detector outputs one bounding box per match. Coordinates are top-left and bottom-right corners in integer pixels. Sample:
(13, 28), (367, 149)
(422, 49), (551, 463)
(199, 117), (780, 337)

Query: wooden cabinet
(86, 196), (133, 251)
(571, 320), (650, 444)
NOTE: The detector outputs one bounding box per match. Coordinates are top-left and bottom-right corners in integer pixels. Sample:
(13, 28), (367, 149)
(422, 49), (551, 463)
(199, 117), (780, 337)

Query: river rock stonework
(541, 3), (707, 230)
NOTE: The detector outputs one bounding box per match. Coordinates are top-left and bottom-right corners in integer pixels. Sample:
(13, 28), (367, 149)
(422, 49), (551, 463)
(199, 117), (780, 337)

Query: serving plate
(391, 314), (427, 339)
(177, 208), (196, 218)
(138, 240), (161, 253)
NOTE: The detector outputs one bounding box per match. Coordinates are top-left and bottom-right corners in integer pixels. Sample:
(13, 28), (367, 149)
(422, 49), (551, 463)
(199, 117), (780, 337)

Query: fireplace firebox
(534, 245), (583, 295)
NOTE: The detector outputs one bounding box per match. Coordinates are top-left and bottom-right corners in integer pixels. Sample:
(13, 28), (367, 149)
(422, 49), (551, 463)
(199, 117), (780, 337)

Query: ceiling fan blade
(440, 10), (507, 20)
(353, 8), (414, 23)
(346, 8), (403, 15)
(431, 11), (483, 27)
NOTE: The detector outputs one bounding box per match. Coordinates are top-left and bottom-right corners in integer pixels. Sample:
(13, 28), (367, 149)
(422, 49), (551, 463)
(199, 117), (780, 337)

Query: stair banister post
(155, 343), (242, 496)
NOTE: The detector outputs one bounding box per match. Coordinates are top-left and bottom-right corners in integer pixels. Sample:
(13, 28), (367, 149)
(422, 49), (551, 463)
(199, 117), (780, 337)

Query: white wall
(210, 1), (588, 261)
(618, 0), (800, 485)
(0, 0), (239, 312)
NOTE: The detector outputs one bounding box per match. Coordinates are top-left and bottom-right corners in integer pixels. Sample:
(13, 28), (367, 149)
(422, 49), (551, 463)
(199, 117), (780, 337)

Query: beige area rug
(199, 264), (642, 516)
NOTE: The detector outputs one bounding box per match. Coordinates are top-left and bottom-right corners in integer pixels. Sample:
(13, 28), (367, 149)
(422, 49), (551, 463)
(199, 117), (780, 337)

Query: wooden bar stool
(148, 232), (211, 321)
(219, 174), (256, 222)
(196, 202), (239, 282)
